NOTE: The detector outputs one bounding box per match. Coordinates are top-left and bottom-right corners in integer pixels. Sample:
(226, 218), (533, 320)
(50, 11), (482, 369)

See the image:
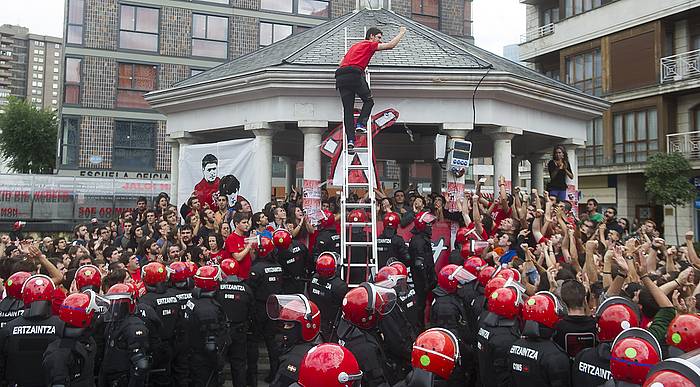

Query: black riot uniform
(216, 275), (255, 387)
(393, 368), (450, 387)
(335, 319), (391, 387)
(43, 326), (97, 387)
(307, 273), (348, 341)
(377, 227), (410, 269)
(247, 255), (284, 381)
(278, 240), (312, 294)
(0, 296), (23, 329)
(572, 343), (613, 387)
(429, 287), (470, 385)
(271, 341), (316, 387)
(99, 312), (150, 386)
(312, 227), (340, 261)
(476, 313), (521, 387)
(138, 283), (185, 387)
(379, 287), (418, 383)
(183, 288), (230, 387)
(507, 337), (571, 387)
(170, 280), (193, 387)
(460, 281), (485, 344)
(0, 300), (65, 386)
(408, 227), (436, 330)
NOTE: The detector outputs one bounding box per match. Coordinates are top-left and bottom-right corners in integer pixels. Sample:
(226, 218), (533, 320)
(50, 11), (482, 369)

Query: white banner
(178, 138), (257, 213)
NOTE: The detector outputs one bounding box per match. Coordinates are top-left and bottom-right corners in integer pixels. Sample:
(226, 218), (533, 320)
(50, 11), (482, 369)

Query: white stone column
(166, 131), (194, 205)
(489, 127), (523, 192)
(299, 121), (327, 183)
(245, 122), (277, 210)
(563, 138), (585, 191)
(528, 153), (546, 194)
(283, 157), (297, 194)
(398, 162), (410, 190)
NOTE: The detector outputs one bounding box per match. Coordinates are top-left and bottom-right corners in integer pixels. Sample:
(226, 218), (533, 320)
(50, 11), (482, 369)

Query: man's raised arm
(377, 27), (407, 51)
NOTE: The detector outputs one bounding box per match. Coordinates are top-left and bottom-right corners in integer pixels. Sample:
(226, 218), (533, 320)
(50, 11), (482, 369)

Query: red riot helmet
(272, 229), (293, 250)
(521, 291), (566, 329)
(437, 264), (476, 294)
(463, 257), (486, 277)
(455, 227), (470, 245)
(376, 265), (401, 283)
(348, 209), (367, 223)
(643, 351), (700, 387)
(411, 328), (461, 380)
(383, 212), (400, 229)
(487, 281), (525, 319)
(484, 277), (507, 300)
(141, 262), (168, 286)
(168, 261), (190, 283)
(316, 252), (338, 279)
(185, 261), (198, 278)
(595, 296), (641, 343)
(220, 258), (241, 277)
(494, 267), (521, 283)
(75, 265), (102, 292)
(477, 265), (496, 287)
(127, 281), (146, 299)
(105, 283), (137, 320)
(319, 210), (336, 229)
(341, 282), (397, 329)
(267, 294), (321, 342)
(296, 343), (363, 387)
(610, 328), (662, 385)
(59, 290), (100, 328)
(666, 314), (700, 353)
(256, 236), (275, 257)
(193, 265), (222, 291)
(388, 261), (408, 278)
(21, 274), (56, 306)
(414, 211), (437, 232)
(5, 271), (31, 300)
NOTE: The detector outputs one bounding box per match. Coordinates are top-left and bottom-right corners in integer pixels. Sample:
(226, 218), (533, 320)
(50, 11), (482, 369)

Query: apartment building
(519, 0), (700, 240)
(58, 0), (474, 179)
(0, 25), (63, 111)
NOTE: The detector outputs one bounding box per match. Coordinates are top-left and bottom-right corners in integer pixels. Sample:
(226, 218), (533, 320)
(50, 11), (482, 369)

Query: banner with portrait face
(178, 138), (256, 213)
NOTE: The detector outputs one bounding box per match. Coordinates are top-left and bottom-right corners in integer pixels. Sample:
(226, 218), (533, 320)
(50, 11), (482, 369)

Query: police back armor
(476, 314), (520, 387)
(507, 337), (571, 387)
(312, 229), (340, 261)
(270, 341), (316, 387)
(278, 240), (312, 294)
(377, 228), (410, 269)
(335, 320), (390, 387)
(572, 343), (613, 387)
(43, 328), (97, 387)
(307, 274), (348, 339)
(99, 315), (150, 386)
(0, 297), (23, 329)
(139, 284), (183, 341)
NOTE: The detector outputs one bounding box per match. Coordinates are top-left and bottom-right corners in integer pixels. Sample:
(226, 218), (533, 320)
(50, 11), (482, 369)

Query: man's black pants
(335, 66), (374, 143)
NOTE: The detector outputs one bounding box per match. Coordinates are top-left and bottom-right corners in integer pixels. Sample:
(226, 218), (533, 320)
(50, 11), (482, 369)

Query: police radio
(447, 139), (472, 177)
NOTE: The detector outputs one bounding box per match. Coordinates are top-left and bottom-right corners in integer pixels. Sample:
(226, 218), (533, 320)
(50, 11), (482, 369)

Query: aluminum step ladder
(340, 26), (379, 287)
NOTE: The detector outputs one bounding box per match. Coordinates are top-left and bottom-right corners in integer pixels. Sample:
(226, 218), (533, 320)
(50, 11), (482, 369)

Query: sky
(0, 0), (526, 56)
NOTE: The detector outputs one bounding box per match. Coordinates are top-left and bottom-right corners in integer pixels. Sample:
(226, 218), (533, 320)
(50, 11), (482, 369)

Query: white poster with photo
(178, 138), (257, 213)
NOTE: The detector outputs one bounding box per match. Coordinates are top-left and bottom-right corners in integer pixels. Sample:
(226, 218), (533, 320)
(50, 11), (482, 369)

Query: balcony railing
(520, 23), (555, 43)
(661, 49), (700, 83)
(668, 131), (700, 159)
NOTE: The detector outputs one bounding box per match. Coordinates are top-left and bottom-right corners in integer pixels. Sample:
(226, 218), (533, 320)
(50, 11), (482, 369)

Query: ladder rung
(345, 203), (374, 208)
(345, 241), (374, 246)
(346, 222), (373, 227)
(343, 263), (375, 267)
(351, 147), (368, 153)
(347, 165), (368, 170)
(348, 182), (371, 187)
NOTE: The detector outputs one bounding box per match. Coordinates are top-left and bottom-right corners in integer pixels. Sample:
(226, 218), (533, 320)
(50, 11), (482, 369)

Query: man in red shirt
(335, 26), (407, 153)
(224, 211), (255, 279)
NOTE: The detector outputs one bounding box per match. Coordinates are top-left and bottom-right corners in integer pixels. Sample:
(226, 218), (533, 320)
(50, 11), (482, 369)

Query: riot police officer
(267, 294), (321, 387)
(168, 261), (195, 387)
(274, 228), (311, 295)
(247, 236), (284, 383)
(99, 283), (151, 387)
(75, 264), (103, 293)
(43, 290), (99, 387)
(0, 271), (30, 328)
(377, 212), (410, 269)
(184, 265), (230, 387)
(139, 262), (185, 387)
(292, 343), (363, 387)
(607, 328), (662, 386)
(408, 211), (438, 330)
(459, 257), (487, 344)
(312, 209), (340, 261)
(307, 252), (348, 341)
(334, 282), (396, 387)
(507, 291), (570, 387)
(216, 258), (254, 387)
(395, 328), (461, 387)
(0, 274), (65, 386)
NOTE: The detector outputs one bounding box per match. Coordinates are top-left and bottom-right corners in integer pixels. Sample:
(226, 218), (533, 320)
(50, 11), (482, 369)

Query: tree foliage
(0, 97), (58, 174)
(644, 152), (696, 208)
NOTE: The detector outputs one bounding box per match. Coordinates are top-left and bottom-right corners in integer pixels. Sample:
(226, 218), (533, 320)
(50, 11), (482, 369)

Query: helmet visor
(367, 282), (397, 316)
(504, 278), (526, 305)
(103, 294), (132, 322)
(376, 275), (408, 294)
(449, 266), (477, 285)
(267, 294), (313, 321)
(536, 291), (567, 315)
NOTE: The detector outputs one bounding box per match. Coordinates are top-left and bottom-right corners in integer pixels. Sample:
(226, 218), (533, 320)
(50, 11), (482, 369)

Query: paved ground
(222, 344), (271, 387)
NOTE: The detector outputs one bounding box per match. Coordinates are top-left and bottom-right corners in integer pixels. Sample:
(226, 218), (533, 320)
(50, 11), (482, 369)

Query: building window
(542, 7), (559, 25)
(565, 48), (602, 96)
(260, 0), (329, 17)
(579, 118), (603, 166)
(260, 22), (292, 47)
(61, 116), (80, 166)
(67, 0), (84, 45)
(52, 91), (58, 97)
(192, 14), (228, 59)
(113, 121), (156, 170)
(54, 68), (59, 73)
(613, 108), (658, 163)
(54, 51), (60, 57)
(55, 43), (60, 49)
(298, 0), (329, 17)
(54, 59), (59, 65)
(412, 0), (440, 30)
(64, 57), (81, 105)
(53, 75), (59, 81)
(564, 0), (602, 18)
(117, 63), (157, 109)
(261, 0), (293, 13)
(119, 5), (159, 52)
(35, 41), (44, 47)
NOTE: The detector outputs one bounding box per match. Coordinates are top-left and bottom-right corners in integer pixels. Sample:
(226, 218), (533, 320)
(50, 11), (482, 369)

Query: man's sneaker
(355, 124), (367, 134)
(347, 140), (355, 154)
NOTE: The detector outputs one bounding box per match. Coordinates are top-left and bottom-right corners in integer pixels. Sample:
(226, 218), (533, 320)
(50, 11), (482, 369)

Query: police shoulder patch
(287, 364), (297, 373)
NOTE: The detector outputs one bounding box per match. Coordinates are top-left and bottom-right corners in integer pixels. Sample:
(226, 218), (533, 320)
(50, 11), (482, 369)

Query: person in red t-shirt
(335, 26), (407, 153)
(224, 211), (255, 279)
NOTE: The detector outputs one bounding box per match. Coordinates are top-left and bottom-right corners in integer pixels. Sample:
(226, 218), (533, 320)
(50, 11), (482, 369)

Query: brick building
(58, 0), (474, 176)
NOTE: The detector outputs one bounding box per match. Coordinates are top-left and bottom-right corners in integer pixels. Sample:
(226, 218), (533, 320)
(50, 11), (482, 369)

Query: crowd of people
(1, 172), (700, 387)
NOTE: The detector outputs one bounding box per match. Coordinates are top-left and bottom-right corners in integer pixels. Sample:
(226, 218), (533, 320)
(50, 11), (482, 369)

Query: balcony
(661, 50), (700, 83)
(520, 23), (555, 43)
(668, 131), (700, 160)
